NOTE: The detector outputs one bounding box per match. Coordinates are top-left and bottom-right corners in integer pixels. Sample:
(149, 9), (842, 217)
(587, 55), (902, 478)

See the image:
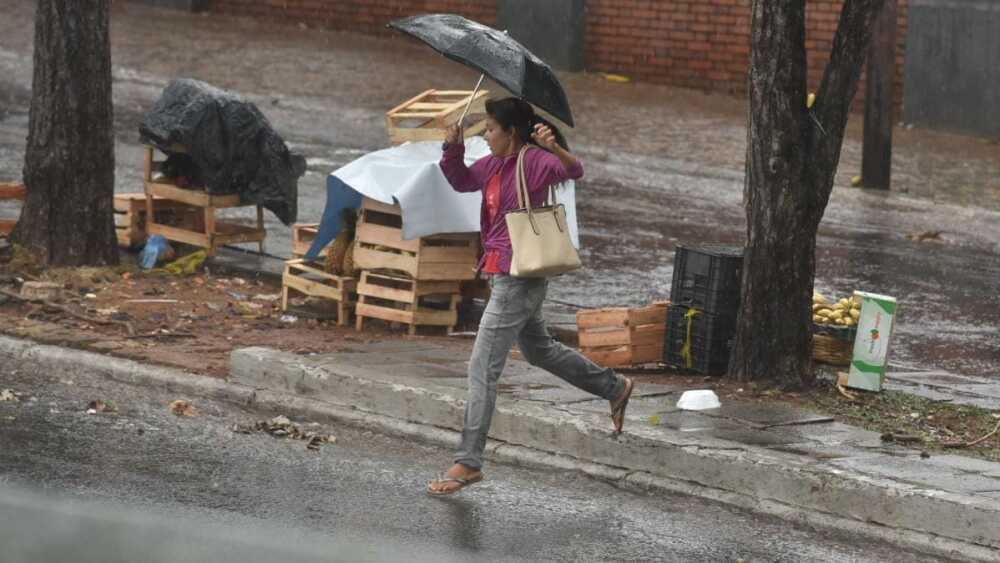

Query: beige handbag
(504, 145), (582, 278)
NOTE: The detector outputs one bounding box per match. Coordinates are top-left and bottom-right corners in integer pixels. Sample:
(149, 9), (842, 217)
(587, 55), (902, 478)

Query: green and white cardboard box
(847, 291), (897, 391)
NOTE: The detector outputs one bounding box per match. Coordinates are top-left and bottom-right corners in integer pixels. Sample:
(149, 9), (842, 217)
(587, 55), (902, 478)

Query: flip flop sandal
(610, 376), (634, 435)
(427, 473), (484, 496)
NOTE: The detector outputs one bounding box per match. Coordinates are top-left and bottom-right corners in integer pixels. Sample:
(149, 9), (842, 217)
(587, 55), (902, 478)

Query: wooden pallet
(114, 193), (199, 248)
(353, 197), (478, 281)
(577, 302), (670, 368)
(291, 223), (322, 257)
(143, 145), (266, 256)
(385, 89), (490, 145)
(355, 270), (461, 335)
(0, 182), (25, 236)
(281, 259), (357, 326)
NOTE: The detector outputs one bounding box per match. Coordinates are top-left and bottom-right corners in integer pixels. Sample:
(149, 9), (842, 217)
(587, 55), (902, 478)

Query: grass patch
(801, 378), (1000, 462)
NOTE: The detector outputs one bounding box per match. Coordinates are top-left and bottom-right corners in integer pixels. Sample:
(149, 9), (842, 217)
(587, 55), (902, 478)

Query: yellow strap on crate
(680, 308), (700, 369)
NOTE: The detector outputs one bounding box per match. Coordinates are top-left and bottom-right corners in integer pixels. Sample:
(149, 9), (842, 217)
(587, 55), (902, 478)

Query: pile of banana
(813, 291), (860, 327)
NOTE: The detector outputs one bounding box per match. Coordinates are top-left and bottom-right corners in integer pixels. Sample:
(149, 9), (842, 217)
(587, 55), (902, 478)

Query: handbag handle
(515, 145), (565, 235)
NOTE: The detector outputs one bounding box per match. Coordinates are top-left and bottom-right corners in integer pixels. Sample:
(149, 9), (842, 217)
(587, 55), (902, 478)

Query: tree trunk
(861, 0), (897, 190)
(730, 0), (886, 386)
(13, 0), (117, 267)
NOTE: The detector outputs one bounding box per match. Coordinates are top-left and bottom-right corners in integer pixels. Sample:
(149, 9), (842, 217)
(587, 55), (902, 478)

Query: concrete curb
(1, 335), (997, 562)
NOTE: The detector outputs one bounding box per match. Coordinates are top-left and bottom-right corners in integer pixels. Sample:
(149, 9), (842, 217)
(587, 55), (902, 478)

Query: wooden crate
(281, 259), (357, 326)
(577, 302), (670, 368)
(291, 223), (322, 257)
(355, 270), (461, 335)
(0, 182), (25, 236)
(142, 145), (266, 256)
(353, 197), (478, 281)
(385, 89), (490, 145)
(114, 193), (199, 248)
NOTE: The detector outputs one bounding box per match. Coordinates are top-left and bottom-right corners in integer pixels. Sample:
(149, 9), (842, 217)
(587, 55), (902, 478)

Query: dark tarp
(139, 78), (305, 225)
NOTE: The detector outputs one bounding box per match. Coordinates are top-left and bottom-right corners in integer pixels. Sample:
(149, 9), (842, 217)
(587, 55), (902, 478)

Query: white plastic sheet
(329, 137), (579, 246)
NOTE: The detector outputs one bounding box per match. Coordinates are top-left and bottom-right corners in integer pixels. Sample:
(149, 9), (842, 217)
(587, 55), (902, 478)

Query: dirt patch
(0, 252), (470, 379)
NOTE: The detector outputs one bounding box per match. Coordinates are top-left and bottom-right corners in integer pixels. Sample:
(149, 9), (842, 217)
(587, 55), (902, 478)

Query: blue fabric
(304, 175), (363, 260)
(141, 234), (170, 269)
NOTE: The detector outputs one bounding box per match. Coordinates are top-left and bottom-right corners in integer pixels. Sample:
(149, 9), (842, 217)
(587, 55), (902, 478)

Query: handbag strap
(515, 145), (560, 211)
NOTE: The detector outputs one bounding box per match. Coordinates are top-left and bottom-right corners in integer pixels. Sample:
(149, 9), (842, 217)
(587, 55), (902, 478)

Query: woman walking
(428, 97), (634, 496)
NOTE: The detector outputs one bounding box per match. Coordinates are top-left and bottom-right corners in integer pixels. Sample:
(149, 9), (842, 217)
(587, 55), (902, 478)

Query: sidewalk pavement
(228, 340), (1000, 561)
(218, 248), (1000, 412)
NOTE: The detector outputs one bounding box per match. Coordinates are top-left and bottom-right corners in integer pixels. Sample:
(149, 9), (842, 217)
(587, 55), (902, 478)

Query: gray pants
(455, 275), (624, 470)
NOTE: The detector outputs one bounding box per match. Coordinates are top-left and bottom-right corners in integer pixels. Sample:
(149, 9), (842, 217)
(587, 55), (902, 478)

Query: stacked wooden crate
(114, 193), (200, 248)
(290, 223), (322, 258)
(577, 302), (670, 368)
(353, 197), (478, 335)
(142, 145), (266, 257)
(385, 89), (489, 145)
(281, 258), (357, 326)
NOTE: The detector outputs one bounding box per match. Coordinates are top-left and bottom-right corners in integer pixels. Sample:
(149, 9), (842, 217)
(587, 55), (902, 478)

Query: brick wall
(586, 0), (907, 112)
(208, 0), (906, 111)
(209, 0), (496, 33)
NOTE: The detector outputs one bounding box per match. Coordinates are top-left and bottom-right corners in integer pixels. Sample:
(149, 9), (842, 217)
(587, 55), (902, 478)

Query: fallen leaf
(169, 399), (197, 417)
(86, 399), (116, 413)
(906, 230), (942, 242)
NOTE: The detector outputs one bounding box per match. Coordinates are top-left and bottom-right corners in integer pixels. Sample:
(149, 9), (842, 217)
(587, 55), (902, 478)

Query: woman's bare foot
(427, 463), (483, 495)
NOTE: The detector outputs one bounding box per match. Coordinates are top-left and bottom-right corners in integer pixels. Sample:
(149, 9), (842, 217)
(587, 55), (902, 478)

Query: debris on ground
(232, 415), (336, 450)
(907, 230), (944, 242)
(943, 418), (1000, 449)
(154, 250), (207, 276)
(86, 399), (116, 414)
(20, 281), (64, 302)
(602, 73), (631, 83)
(169, 399), (197, 417)
(881, 432), (923, 444)
(1, 389), (19, 402)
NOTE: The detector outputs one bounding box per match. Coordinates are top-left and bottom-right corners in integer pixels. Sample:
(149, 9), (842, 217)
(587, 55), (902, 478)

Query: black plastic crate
(670, 244), (744, 316)
(664, 304), (736, 375)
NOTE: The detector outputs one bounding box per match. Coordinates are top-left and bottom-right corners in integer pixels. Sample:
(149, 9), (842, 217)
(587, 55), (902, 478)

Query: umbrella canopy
(389, 14), (575, 127)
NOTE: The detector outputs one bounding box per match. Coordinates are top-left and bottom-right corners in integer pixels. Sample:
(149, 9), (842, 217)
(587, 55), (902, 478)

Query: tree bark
(730, 0), (886, 386)
(861, 0), (897, 190)
(14, 0), (117, 267)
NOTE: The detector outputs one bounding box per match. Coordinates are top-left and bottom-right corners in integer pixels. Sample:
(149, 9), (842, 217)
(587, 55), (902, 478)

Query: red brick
(212, 0), (906, 114)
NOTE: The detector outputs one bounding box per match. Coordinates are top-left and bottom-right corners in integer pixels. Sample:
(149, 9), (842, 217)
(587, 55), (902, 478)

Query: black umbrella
(388, 14), (575, 127)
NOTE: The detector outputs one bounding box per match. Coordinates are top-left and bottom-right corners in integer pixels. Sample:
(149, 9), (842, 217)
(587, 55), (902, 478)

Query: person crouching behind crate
(428, 97), (634, 496)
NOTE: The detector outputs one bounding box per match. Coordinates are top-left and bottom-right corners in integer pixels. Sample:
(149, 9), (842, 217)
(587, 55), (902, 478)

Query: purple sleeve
(439, 142), (489, 193)
(523, 148), (584, 196)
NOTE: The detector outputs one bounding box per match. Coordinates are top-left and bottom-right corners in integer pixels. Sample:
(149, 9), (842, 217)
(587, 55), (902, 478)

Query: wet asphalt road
(0, 1), (998, 377)
(0, 363), (953, 563)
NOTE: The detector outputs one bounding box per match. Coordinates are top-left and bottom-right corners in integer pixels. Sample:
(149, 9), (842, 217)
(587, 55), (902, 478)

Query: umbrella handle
(458, 73), (486, 128)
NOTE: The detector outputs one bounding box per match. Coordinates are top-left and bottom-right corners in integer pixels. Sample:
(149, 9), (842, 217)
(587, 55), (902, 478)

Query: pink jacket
(439, 142), (584, 274)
